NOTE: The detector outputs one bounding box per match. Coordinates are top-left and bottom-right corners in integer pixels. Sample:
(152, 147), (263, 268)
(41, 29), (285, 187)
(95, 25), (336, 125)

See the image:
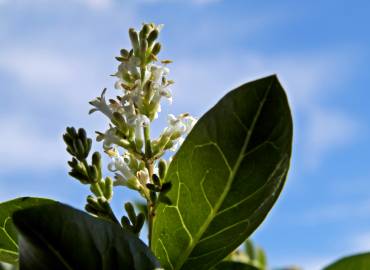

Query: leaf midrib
(175, 80), (274, 270)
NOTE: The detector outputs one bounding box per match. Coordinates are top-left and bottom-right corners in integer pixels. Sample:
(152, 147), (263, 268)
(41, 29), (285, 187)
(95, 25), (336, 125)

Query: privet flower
(89, 23), (197, 200)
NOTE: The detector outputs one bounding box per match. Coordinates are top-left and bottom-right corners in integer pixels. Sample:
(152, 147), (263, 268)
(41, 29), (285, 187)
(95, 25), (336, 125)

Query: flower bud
(126, 176), (141, 190)
(158, 159), (167, 180)
(140, 24), (150, 40)
(129, 28), (140, 56)
(124, 202), (137, 224)
(152, 42), (161, 55)
(134, 213), (145, 234)
(103, 177), (113, 200)
(120, 48), (130, 58)
(147, 29), (159, 47)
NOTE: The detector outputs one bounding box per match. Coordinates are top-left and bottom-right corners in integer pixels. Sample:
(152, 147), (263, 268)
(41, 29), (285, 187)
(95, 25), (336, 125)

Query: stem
(143, 125), (155, 248)
(143, 125), (152, 158)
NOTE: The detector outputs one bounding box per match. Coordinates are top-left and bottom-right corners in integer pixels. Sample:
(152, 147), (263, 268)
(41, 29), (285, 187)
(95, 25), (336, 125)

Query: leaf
(12, 202), (160, 270)
(0, 197), (53, 264)
(152, 75), (293, 270)
(212, 261), (259, 270)
(323, 252), (370, 270)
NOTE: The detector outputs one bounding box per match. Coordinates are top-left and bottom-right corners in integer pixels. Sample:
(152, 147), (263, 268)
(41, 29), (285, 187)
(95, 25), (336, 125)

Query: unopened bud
(158, 159), (167, 180)
(147, 29), (159, 47)
(129, 28), (140, 56)
(152, 43), (161, 55)
(120, 49), (129, 58)
(103, 177), (113, 200)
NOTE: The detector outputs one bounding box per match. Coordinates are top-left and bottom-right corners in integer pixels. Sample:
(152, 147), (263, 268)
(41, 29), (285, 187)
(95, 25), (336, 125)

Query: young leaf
(0, 197), (53, 264)
(152, 75), (293, 270)
(13, 202), (160, 270)
(323, 252), (370, 270)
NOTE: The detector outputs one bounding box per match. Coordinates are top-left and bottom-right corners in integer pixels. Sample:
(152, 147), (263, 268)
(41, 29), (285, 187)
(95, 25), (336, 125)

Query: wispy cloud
(301, 199), (370, 225)
(0, 115), (66, 171)
(171, 50), (359, 169)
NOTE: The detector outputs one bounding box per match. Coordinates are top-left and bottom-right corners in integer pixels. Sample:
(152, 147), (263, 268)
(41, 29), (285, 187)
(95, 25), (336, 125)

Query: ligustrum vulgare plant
(0, 23), (367, 270)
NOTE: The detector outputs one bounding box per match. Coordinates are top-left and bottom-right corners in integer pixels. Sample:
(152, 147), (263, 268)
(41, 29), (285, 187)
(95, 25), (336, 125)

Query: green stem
(144, 125), (152, 158)
(143, 125), (155, 248)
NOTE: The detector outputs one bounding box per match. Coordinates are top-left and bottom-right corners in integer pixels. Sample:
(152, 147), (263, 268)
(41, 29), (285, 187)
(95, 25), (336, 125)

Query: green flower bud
(124, 202), (136, 224)
(78, 128), (87, 142)
(66, 127), (77, 138)
(140, 39), (148, 63)
(152, 174), (160, 186)
(139, 24), (150, 40)
(151, 42), (161, 55)
(73, 138), (85, 159)
(121, 216), (133, 232)
(134, 212), (145, 234)
(129, 28), (140, 56)
(103, 177), (113, 201)
(158, 159), (167, 180)
(90, 184), (100, 196)
(160, 182), (172, 193)
(120, 48), (129, 58)
(69, 170), (89, 184)
(147, 29), (159, 47)
(126, 176), (141, 190)
(63, 133), (73, 146)
(88, 165), (99, 183)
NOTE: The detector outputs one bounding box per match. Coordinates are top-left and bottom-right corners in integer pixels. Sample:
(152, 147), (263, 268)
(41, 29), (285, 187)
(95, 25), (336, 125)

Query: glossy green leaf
(212, 261), (259, 270)
(152, 75), (293, 270)
(323, 252), (370, 270)
(12, 202), (160, 270)
(0, 197), (52, 264)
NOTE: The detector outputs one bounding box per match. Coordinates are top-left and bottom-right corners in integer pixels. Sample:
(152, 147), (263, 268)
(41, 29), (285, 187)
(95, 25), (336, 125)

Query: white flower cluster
(89, 23), (197, 196)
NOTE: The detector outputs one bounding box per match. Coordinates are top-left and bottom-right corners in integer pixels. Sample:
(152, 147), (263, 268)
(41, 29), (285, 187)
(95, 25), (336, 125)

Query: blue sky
(1, 0), (370, 269)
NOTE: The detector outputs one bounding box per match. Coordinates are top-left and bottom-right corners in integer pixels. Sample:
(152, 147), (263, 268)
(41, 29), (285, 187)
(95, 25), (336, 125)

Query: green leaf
(12, 202), (160, 270)
(212, 261), (259, 270)
(152, 75), (293, 270)
(323, 252), (370, 270)
(0, 197), (53, 264)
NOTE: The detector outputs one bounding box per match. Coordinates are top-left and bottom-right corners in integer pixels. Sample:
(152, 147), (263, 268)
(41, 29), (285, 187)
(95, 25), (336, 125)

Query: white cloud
(171, 51), (358, 168)
(303, 108), (360, 168)
(301, 199), (370, 225)
(0, 48), (73, 86)
(0, 115), (67, 171)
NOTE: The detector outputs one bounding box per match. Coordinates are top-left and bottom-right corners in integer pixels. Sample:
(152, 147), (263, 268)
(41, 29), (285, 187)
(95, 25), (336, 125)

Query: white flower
(136, 169), (150, 185)
(89, 89), (115, 119)
(100, 128), (121, 149)
(166, 113), (197, 136)
(151, 65), (169, 84)
(108, 154), (135, 177)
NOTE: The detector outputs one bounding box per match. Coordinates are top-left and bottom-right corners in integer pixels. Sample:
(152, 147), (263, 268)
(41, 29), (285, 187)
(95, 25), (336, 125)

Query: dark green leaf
(212, 261), (259, 270)
(152, 75), (293, 270)
(0, 197), (52, 264)
(13, 202), (160, 270)
(323, 252), (370, 270)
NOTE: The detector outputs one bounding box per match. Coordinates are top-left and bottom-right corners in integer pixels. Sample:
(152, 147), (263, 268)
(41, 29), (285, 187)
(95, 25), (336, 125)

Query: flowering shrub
(0, 23), (365, 270)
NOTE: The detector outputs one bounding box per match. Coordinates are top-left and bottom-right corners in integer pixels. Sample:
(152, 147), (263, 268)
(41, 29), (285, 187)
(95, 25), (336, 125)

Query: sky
(0, 0), (370, 269)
